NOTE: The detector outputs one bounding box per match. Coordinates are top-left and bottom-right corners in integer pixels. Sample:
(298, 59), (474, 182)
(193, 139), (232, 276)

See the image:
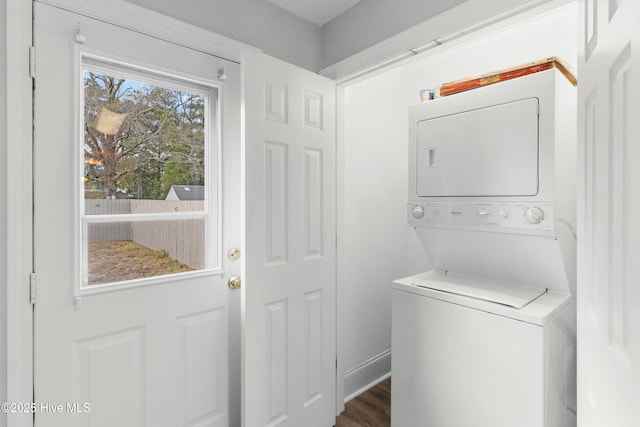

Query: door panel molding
(264, 141), (290, 266)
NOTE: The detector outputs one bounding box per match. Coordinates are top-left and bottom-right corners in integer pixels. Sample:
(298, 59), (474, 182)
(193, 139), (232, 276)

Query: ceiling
(268, 0), (362, 26)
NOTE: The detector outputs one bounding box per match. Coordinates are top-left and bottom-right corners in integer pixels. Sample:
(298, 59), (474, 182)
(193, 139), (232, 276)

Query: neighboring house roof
(166, 185), (205, 200)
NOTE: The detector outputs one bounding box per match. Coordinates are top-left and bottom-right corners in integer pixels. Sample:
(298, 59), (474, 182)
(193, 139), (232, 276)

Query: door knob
(228, 275), (241, 289)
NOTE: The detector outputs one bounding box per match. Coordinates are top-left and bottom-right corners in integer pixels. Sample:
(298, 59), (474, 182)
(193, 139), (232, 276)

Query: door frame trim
(7, 1), (258, 426)
(5, 1), (34, 425)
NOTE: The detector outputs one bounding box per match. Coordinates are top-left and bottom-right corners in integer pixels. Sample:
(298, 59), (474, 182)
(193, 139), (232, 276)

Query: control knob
(412, 205), (425, 218)
(524, 207), (544, 224)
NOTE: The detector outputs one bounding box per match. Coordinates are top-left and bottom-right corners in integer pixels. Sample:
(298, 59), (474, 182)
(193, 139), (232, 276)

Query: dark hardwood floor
(335, 378), (391, 427)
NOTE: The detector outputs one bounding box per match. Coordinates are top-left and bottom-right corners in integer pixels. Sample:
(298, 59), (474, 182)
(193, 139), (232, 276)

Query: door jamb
(334, 84), (346, 415)
(5, 0), (34, 425)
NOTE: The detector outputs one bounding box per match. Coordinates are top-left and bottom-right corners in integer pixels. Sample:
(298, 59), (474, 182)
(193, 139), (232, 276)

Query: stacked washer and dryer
(392, 69), (576, 427)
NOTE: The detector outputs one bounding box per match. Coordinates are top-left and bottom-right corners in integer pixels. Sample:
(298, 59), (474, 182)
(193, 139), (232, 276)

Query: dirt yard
(88, 240), (193, 284)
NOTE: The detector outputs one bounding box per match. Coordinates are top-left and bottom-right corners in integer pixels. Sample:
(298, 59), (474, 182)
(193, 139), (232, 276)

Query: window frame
(76, 52), (223, 295)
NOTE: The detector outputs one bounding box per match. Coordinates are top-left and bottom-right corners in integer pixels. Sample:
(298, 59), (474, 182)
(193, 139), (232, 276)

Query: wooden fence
(85, 199), (205, 269)
(130, 200), (205, 270)
(86, 199), (131, 242)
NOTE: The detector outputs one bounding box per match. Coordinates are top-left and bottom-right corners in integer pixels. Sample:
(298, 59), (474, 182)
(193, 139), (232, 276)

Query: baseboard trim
(344, 350), (391, 402)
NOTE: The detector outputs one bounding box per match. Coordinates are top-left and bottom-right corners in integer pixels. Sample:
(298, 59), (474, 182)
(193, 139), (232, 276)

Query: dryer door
(416, 97), (539, 197)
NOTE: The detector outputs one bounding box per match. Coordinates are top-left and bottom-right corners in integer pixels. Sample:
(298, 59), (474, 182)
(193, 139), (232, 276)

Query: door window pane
(83, 71), (207, 206)
(86, 218), (205, 285)
(81, 59), (218, 289)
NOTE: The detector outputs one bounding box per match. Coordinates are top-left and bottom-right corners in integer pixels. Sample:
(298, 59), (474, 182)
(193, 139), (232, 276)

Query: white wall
(340, 2), (577, 400)
(126, 0), (322, 71)
(340, 67), (413, 398)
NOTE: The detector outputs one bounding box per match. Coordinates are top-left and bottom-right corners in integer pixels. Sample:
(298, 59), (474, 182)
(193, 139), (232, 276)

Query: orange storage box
(439, 57), (577, 97)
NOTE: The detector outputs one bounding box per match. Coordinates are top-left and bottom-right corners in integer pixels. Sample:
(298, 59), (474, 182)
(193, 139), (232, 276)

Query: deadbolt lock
(227, 247), (241, 261)
(228, 275), (241, 289)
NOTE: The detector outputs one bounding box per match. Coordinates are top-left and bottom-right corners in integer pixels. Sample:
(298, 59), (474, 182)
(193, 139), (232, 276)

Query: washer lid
(413, 271), (546, 309)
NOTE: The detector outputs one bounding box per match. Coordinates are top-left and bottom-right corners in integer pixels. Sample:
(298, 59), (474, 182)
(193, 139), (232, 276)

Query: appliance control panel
(407, 202), (555, 234)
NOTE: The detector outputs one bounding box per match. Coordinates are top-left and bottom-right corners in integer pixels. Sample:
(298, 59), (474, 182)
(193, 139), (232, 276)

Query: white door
(578, 0), (640, 425)
(242, 53), (337, 427)
(33, 3), (241, 426)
